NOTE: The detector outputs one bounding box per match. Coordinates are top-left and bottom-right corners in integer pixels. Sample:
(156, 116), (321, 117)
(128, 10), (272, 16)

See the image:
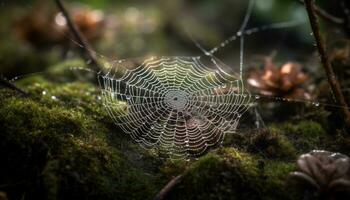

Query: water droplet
(255, 95), (260, 100)
(42, 91), (47, 95)
(51, 96), (57, 100)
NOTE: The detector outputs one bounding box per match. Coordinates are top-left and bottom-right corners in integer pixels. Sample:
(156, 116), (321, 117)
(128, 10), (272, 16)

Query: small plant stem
(154, 175), (183, 200)
(0, 76), (28, 96)
(305, 0), (350, 128)
(54, 0), (102, 72)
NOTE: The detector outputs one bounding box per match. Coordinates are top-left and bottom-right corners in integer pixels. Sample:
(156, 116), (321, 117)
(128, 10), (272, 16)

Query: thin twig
(305, 0), (350, 128)
(298, 0), (344, 25)
(0, 75), (28, 96)
(154, 175), (183, 200)
(54, 0), (102, 72)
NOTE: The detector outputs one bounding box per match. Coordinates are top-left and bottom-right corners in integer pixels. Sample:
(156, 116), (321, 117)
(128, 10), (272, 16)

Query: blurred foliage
(0, 0), (316, 79)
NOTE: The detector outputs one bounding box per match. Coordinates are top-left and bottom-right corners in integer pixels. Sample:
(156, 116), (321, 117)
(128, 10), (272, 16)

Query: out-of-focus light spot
(90, 10), (104, 22)
(256, 0), (274, 11)
(281, 63), (293, 74)
(247, 78), (259, 88)
(292, 7), (308, 23)
(124, 7), (141, 24)
(55, 12), (67, 26)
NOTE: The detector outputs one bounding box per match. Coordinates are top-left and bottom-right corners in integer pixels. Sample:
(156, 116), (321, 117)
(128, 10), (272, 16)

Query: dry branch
(305, 0), (350, 128)
(298, 0), (344, 25)
(54, 0), (102, 72)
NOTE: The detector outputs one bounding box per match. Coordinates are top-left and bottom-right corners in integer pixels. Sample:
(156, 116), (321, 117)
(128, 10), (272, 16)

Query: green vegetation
(0, 81), (160, 200)
(0, 79), (346, 199)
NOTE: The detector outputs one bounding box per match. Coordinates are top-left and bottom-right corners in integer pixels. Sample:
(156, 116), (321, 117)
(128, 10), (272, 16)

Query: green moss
(167, 150), (256, 199)
(263, 161), (295, 186)
(165, 147), (300, 200)
(0, 83), (159, 200)
(283, 120), (326, 138)
(160, 159), (189, 178)
(41, 140), (156, 200)
(262, 161), (302, 200)
(278, 120), (327, 152)
(1, 78), (328, 200)
(249, 129), (297, 160)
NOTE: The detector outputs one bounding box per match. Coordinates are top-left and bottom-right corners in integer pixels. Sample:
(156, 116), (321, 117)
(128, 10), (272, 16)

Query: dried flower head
(248, 58), (310, 99)
(289, 150), (350, 200)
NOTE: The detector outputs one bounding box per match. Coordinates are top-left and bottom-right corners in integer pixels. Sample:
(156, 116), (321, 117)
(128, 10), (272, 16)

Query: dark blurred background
(0, 0), (341, 80)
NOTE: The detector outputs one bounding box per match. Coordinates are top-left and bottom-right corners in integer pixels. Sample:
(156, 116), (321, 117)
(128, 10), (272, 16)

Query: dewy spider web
(97, 0), (299, 159)
(99, 56), (252, 159)
(9, 0), (309, 159)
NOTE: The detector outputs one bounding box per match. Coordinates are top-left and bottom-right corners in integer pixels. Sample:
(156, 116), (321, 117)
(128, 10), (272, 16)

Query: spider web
(97, 0), (257, 159)
(5, 0), (306, 159)
(98, 56), (252, 159)
(97, 0), (304, 159)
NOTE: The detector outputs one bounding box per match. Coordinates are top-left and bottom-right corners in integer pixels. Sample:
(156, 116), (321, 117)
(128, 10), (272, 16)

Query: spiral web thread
(98, 56), (252, 159)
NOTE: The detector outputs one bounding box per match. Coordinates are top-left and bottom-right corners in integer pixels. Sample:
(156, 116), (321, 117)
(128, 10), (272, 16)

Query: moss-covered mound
(0, 82), (160, 200)
(166, 148), (299, 200)
(0, 70), (347, 200)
